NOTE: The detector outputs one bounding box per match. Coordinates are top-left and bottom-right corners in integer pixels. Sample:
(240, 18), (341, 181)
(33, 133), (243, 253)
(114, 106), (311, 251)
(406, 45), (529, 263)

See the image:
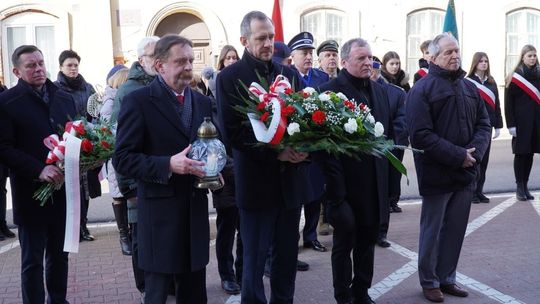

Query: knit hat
(106, 64), (127, 82)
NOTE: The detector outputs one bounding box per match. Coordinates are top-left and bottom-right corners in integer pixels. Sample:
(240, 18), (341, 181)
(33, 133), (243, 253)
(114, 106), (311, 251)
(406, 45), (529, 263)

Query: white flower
(287, 122), (300, 136)
(344, 118), (358, 134)
(336, 92), (348, 100)
(374, 122), (384, 137)
(367, 113), (375, 124)
(303, 87), (316, 95)
(318, 93), (331, 102)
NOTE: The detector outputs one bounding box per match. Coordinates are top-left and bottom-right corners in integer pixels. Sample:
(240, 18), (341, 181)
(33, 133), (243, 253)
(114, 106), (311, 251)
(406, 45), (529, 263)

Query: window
(301, 9), (346, 51)
(506, 9), (540, 75)
(2, 12), (62, 88)
(406, 9), (444, 79)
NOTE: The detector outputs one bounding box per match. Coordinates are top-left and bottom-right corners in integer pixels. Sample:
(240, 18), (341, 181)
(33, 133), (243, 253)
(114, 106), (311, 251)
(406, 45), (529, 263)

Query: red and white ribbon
(465, 77), (496, 110)
(247, 75), (291, 145)
(511, 73), (540, 105)
(43, 134), (66, 164)
(63, 133), (82, 253)
(417, 68), (428, 78)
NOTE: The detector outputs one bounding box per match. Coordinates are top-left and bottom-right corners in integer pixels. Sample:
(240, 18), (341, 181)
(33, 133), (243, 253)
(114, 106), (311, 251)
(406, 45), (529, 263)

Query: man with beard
(317, 38), (392, 304)
(114, 34), (212, 303)
(317, 39), (340, 79)
(217, 10), (309, 304)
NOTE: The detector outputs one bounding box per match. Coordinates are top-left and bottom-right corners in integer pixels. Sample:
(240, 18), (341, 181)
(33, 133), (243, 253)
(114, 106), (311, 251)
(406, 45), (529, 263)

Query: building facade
(0, 0), (539, 98)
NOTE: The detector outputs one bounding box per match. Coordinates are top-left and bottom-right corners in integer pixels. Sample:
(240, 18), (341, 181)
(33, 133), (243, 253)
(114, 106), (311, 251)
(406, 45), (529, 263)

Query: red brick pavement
(0, 194), (539, 304)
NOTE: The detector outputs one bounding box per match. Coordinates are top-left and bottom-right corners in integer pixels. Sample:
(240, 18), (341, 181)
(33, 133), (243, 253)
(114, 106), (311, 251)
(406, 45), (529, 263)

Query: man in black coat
(0, 45), (77, 304)
(316, 38), (392, 304)
(216, 10), (310, 304)
(113, 35), (212, 304)
(406, 33), (491, 303)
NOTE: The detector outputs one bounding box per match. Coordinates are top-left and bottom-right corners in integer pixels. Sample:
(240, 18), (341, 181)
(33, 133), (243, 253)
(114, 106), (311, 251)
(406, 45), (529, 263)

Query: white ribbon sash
(63, 134), (82, 253)
(511, 73), (540, 105)
(465, 77), (496, 109)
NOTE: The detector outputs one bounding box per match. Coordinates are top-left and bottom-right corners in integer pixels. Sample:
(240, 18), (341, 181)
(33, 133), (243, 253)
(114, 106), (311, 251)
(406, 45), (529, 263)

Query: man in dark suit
(288, 31), (329, 253)
(216, 10), (310, 304)
(0, 45), (77, 304)
(317, 38), (392, 304)
(113, 34), (212, 304)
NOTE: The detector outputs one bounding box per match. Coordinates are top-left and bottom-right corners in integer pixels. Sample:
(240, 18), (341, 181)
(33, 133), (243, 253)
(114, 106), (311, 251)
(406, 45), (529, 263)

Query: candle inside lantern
(206, 153), (218, 175)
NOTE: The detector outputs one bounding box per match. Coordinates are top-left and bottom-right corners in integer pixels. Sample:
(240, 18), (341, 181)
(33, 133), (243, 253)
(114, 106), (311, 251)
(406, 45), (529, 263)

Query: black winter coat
(505, 64), (540, 154)
(406, 64), (491, 196)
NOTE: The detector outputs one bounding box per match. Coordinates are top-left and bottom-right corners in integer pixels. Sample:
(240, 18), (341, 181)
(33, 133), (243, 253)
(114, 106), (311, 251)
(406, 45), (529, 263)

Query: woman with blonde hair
(504, 44), (540, 201)
(99, 65), (132, 255)
(466, 52), (503, 203)
(206, 45), (239, 98)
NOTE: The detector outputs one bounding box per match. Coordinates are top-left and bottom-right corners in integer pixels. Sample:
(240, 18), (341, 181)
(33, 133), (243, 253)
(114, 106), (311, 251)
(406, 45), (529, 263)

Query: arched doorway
(154, 13), (211, 73)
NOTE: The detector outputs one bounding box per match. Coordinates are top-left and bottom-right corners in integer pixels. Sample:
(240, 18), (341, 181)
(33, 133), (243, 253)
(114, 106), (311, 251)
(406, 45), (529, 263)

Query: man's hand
(277, 147), (308, 163)
(508, 127), (516, 137)
(462, 147), (476, 168)
(493, 128), (501, 139)
(39, 165), (64, 184)
(170, 145), (206, 178)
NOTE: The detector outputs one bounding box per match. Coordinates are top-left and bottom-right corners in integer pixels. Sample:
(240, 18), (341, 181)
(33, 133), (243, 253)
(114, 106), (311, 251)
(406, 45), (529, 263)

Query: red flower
(312, 110), (326, 125)
(282, 105), (296, 117)
(256, 102), (267, 111)
(284, 88), (294, 95)
(100, 140), (110, 149)
(344, 100), (356, 110)
(260, 112), (270, 122)
(73, 123), (86, 136)
(359, 103), (367, 111)
(302, 92), (310, 98)
(81, 139), (93, 153)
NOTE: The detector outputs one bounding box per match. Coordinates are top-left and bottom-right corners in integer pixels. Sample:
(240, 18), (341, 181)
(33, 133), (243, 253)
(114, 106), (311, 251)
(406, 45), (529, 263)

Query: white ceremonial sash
(511, 73), (540, 105)
(465, 77), (496, 109)
(63, 134), (82, 253)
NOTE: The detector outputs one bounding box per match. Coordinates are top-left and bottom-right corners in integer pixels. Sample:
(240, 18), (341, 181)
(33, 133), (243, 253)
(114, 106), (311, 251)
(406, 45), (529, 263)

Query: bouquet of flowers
(33, 119), (115, 206)
(234, 74), (408, 175)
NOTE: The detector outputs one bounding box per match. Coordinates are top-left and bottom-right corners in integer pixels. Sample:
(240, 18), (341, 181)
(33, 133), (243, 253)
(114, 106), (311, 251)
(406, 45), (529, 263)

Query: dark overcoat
(0, 79), (76, 225)
(113, 79), (212, 273)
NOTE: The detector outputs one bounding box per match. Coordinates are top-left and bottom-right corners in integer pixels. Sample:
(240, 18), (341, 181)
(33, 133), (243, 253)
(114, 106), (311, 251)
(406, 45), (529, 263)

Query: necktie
(303, 74), (309, 81)
(176, 95), (184, 104)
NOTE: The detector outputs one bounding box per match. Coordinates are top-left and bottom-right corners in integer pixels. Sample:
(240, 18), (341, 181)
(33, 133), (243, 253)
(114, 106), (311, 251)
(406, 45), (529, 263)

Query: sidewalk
(1, 193), (539, 303)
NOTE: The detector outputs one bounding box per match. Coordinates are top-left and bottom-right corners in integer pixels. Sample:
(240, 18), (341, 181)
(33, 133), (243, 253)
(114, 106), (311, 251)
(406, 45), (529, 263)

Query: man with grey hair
(217, 10), (309, 304)
(114, 34), (212, 303)
(317, 38), (392, 304)
(110, 35), (159, 302)
(406, 32), (491, 303)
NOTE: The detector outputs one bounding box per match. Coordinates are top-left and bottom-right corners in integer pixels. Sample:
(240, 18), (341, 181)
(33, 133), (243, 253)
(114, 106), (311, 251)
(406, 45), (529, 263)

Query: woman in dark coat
(54, 49), (101, 241)
(381, 51), (411, 92)
(466, 52), (504, 203)
(505, 44), (540, 201)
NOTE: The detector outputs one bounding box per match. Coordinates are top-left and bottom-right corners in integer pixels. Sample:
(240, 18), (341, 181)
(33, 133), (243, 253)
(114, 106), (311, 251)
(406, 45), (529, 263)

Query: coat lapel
(149, 80), (190, 140)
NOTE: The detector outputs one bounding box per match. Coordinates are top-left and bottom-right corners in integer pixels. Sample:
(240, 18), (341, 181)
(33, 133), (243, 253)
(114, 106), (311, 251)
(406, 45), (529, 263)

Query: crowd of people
(0, 8), (539, 304)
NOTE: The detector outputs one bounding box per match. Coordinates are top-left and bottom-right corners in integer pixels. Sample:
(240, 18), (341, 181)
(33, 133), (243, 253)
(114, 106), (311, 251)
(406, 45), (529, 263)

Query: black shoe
(80, 226), (95, 242)
(0, 233), (5, 241)
(517, 183), (528, 201)
(377, 237), (391, 248)
(221, 280), (241, 295)
(524, 185), (535, 200)
(303, 240), (327, 252)
(0, 223), (15, 238)
(390, 204), (402, 213)
(471, 195), (480, 204)
(297, 260), (309, 271)
(477, 193), (490, 203)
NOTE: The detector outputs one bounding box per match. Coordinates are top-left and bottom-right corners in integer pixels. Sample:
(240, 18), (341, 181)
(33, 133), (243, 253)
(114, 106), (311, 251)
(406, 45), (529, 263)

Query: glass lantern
(188, 117), (227, 190)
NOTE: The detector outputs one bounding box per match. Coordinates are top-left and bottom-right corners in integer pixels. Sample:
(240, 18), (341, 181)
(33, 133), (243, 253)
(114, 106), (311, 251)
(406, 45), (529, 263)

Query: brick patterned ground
(1, 193), (539, 304)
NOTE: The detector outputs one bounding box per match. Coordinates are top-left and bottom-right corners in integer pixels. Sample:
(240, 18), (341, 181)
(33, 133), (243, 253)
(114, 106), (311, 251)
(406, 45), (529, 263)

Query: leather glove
(493, 128), (501, 139)
(508, 127), (516, 137)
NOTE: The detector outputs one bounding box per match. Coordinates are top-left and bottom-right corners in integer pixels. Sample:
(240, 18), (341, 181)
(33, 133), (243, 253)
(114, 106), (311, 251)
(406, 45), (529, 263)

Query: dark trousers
(475, 139), (491, 194)
(0, 167), (7, 225)
(514, 153), (534, 183)
(240, 206), (301, 304)
(328, 202), (378, 303)
(131, 222), (145, 292)
(144, 268), (206, 304)
(380, 150), (404, 237)
(418, 187), (473, 288)
(18, 221), (69, 304)
(302, 195), (323, 242)
(216, 205), (243, 283)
